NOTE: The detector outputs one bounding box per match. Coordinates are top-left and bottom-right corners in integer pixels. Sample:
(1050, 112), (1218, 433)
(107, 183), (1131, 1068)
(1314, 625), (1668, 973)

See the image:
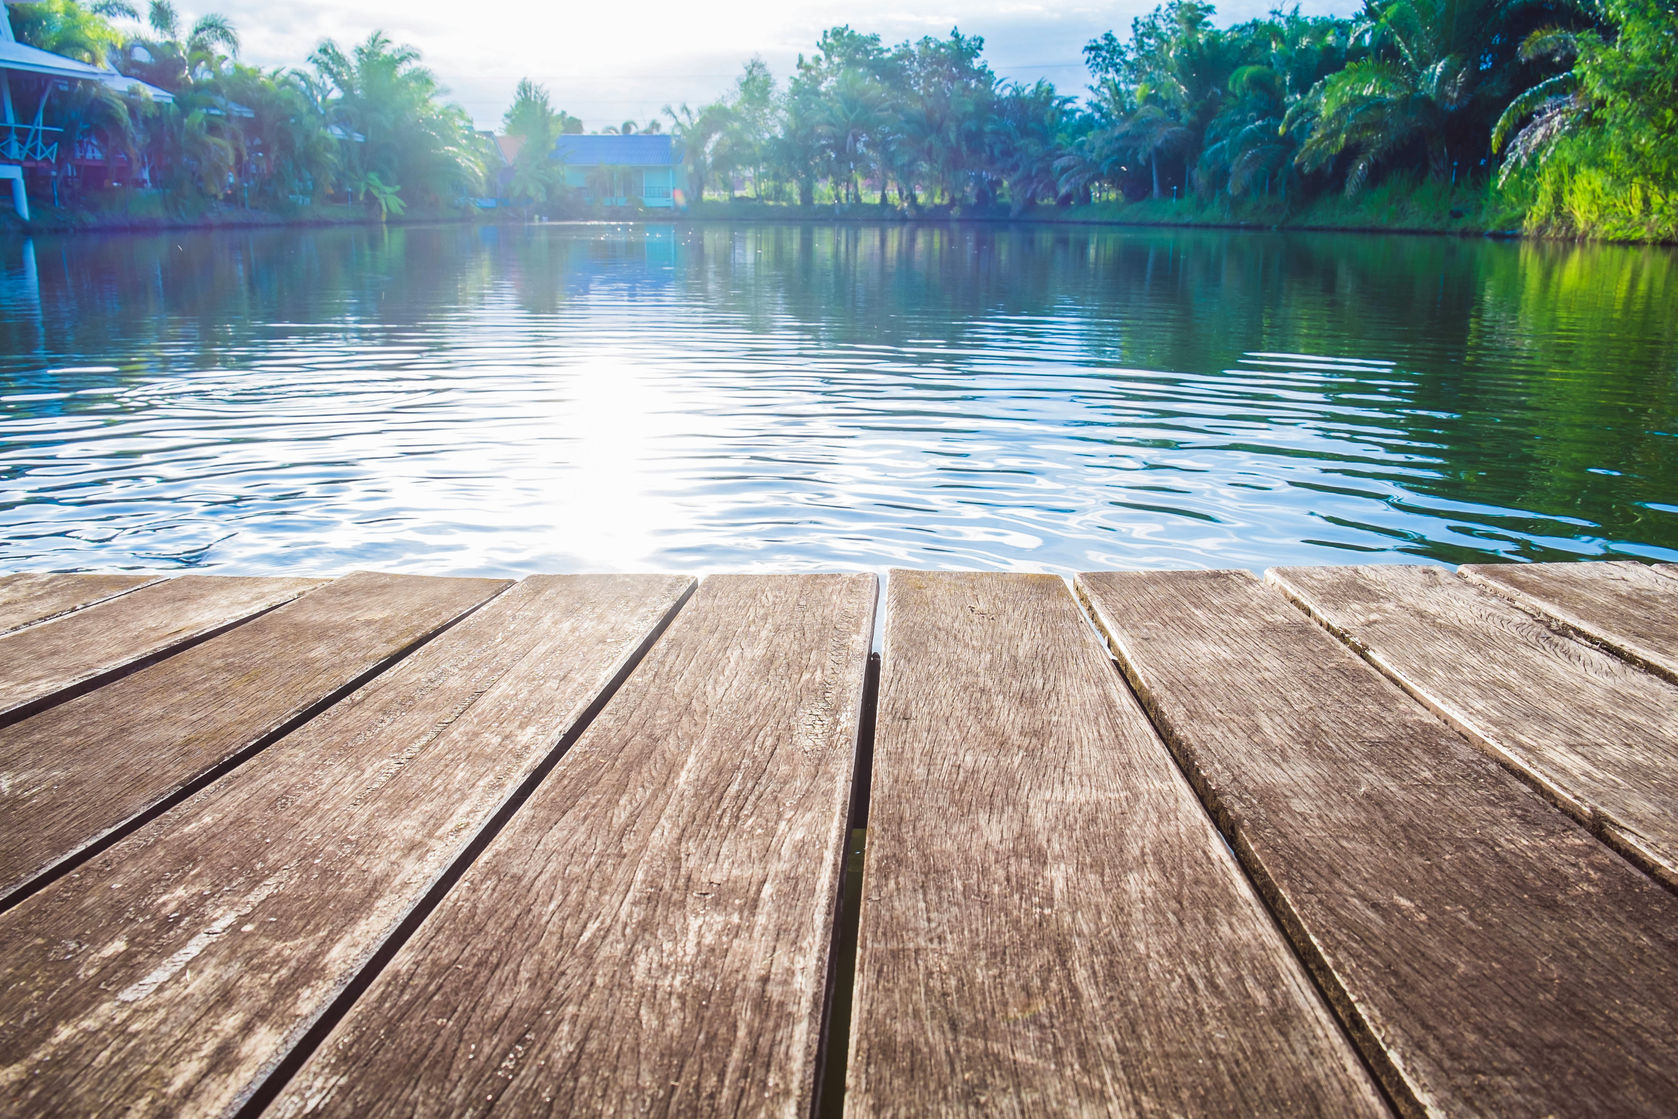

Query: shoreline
(2, 197), (1667, 245)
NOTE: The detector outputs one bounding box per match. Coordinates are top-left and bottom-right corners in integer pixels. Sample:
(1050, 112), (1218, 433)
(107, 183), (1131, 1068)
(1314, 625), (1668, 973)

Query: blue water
(1, 222), (1675, 576)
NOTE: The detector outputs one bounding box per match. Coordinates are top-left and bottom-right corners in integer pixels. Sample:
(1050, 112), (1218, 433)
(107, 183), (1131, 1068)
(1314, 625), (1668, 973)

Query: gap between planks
(0, 575), (696, 1119)
(0, 572), (161, 636)
(1268, 562), (1678, 893)
(1076, 568), (1678, 1118)
(0, 575), (325, 731)
(846, 570), (1385, 1117)
(264, 574), (875, 1118)
(4, 564), (1674, 1119)
(1459, 560), (1678, 685)
(0, 572), (513, 914)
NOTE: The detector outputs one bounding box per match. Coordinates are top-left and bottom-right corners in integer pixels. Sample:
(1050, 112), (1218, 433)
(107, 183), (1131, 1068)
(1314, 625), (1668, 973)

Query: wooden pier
(0, 560), (1675, 1117)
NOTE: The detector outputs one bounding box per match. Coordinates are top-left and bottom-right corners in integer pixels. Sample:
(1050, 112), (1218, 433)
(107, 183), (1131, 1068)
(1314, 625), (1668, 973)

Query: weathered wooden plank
(1270, 563), (1678, 888)
(0, 574), (321, 725)
(1078, 568), (1678, 1118)
(846, 571), (1384, 1117)
(269, 573), (875, 1119)
(1461, 560), (1678, 683)
(0, 574), (694, 1118)
(0, 572), (158, 634)
(0, 571), (507, 906)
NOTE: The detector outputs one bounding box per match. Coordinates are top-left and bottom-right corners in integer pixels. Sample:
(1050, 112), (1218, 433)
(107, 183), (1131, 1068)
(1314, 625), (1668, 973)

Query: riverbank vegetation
(4, 0), (490, 225)
(654, 0), (1673, 241)
(3, 0), (1675, 240)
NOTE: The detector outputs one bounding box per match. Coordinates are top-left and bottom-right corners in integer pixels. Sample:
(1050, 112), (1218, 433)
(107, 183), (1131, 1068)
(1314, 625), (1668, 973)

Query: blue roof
(551, 134), (676, 167)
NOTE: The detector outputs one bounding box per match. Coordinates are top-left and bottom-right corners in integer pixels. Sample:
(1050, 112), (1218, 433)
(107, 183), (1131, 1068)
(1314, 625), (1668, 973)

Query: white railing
(0, 124), (62, 164)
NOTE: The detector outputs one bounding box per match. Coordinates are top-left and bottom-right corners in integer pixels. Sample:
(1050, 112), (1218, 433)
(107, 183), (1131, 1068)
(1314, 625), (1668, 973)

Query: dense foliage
(8, 0), (487, 215)
(8, 0), (1676, 239)
(655, 0), (1676, 239)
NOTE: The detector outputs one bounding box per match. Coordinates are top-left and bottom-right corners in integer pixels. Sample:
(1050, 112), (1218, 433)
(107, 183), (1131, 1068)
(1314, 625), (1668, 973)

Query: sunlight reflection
(1, 224), (1674, 576)
(548, 358), (682, 570)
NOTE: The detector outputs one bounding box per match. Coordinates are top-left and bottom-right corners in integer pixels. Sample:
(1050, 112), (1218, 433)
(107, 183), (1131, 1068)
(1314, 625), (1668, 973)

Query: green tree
(1499, 0), (1678, 239)
(774, 28), (892, 204)
(7, 0), (131, 64)
(122, 0), (238, 92)
(1197, 11), (1349, 200)
(774, 54), (829, 204)
(663, 99), (733, 201)
(213, 63), (336, 206)
(110, 2), (245, 201)
(502, 78), (566, 209)
(1082, 2), (1240, 198)
(724, 57), (779, 198)
(310, 31), (485, 209)
(898, 30), (996, 206)
(1286, 0), (1551, 193)
(989, 79), (1079, 212)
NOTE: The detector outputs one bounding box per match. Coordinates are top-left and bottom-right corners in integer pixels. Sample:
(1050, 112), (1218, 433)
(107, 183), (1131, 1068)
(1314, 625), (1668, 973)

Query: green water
(0, 222), (1673, 574)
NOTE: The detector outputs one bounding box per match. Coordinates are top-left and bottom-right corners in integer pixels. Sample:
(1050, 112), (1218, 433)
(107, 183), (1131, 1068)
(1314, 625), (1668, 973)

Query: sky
(212, 0), (1351, 131)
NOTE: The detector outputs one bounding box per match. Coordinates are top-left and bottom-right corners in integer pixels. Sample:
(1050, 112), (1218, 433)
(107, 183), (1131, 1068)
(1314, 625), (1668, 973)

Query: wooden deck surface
(0, 560), (1674, 1117)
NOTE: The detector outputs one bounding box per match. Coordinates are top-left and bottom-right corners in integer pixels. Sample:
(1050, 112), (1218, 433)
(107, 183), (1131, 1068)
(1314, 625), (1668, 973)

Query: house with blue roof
(552, 134), (679, 209)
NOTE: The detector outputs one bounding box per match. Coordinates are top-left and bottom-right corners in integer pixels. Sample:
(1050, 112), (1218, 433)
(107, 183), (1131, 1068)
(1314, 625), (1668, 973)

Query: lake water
(1, 221), (1674, 577)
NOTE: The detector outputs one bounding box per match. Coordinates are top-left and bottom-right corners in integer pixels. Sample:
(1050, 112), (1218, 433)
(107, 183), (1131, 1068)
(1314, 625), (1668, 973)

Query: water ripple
(1, 223), (1675, 576)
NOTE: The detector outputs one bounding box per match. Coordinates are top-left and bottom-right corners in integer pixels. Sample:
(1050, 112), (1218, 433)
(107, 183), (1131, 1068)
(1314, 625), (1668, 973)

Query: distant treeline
(600, 0), (1674, 241)
(11, 0), (1678, 240)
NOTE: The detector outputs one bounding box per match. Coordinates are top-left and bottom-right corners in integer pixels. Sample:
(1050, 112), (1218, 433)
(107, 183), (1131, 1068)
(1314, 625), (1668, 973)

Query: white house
(1, 0), (171, 219)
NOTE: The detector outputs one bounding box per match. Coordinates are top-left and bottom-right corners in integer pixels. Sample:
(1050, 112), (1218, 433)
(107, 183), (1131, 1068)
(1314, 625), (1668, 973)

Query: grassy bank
(680, 178), (1524, 237)
(0, 194), (487, 237)
(0, 178), (1537, 239)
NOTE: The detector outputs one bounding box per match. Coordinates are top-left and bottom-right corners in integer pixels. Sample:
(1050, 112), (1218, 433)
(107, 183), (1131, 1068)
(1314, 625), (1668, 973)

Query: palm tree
(723, 57), (779, 199)
(1491, 24), (1592, 180)
(311, 32), (485, 208)
(663, 100), (733, 201)
(102, 2), (246, 200)
(51, 82), (141, 199)
(502, 78), (566, 208)
(817, 68), (885, 203)
(1054, 125), (1129, 203)
(775, 63), (828, 205)
(898, 30), (996, 206)
(1120, 103), (1194, 197)
(1287, 0), (1542, 193)
(1198, 14), (1349, 201)
(214, 63), (336, 205)
(123, 0), (238, 92)
(8, 0), (133, 65)
(1289, 60), (1459, 191)
(1491, 0), (1674, 238)
(989, 80), (1076, 213)
(1075, 2), (1241, 200)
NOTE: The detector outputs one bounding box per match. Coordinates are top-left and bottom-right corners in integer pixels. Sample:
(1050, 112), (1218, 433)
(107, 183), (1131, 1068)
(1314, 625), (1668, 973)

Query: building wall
(560, 164), (677, 208)
(642, 167), (674, 206)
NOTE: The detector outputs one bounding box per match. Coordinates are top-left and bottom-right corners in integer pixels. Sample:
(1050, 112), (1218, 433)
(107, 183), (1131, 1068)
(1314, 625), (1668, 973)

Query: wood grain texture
(0, 571), (506, 906)
(0, 574), (694, 1119)
(1270, 562), (1678, 888)
(0, 574), (320, 724)
(1461, 560), (1678, 683)
(846, 571), (1384, 1118)
(0, 572), (158, 634)
(1078, 568), (1678, 1118)
(269, 573), (876, 1119)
